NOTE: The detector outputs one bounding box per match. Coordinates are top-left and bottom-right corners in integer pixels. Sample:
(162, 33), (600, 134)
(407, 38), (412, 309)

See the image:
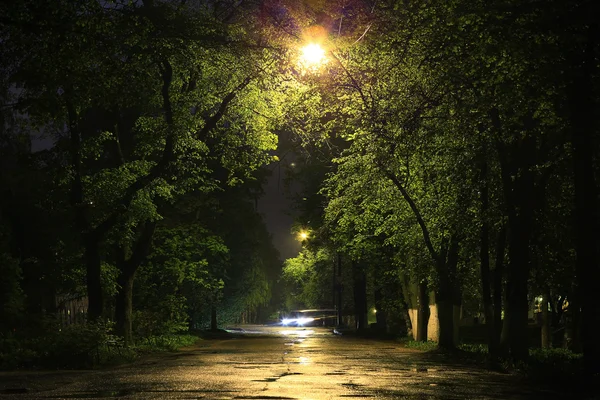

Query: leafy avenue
(1, 0), (599, 381)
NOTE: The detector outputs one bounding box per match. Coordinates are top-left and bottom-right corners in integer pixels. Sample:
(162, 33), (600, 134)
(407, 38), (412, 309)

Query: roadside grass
(403, 338), (583, 381)
(403, 339), (439, 352)
(0, 328), (201, 371)
(134, 334), (199, 353)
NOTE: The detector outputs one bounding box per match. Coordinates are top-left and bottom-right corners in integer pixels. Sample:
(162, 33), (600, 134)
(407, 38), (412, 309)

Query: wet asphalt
(0, 325), (591, 399)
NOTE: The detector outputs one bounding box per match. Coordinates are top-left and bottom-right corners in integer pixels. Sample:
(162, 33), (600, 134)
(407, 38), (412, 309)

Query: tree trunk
(491, 108), (537, 361)
(374, 285), (387, 333)
(436, 295), (454, 348)
(569, 21), (600, 375)
(332, 254), (337, 309)
(568, 288), (582, 352)
(480, 213), (497, 357)
(352, 259), (368, 330)
(336, 252), (343, 326)
(551, 295), (565, 348)
(399, 272), (416, 336)
(416, 280), (429, 342)
(437, 238), (460, 349)
(211, 306), (218, 331)
(479, 154), (501, 359)
(504, 232), (531, 360)
(85, 238), (103, 320)
(115, 270), (135, 345)
(114, 221), (156, 343)
(541, 293), (550, 349)
(493, 225), (506, 354)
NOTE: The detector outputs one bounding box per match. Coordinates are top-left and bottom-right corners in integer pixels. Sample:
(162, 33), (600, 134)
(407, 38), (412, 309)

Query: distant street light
(299, 231), (309, 241)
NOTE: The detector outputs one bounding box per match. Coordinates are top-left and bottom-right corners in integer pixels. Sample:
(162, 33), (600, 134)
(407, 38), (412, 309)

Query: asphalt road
(0, 326), (588, 399)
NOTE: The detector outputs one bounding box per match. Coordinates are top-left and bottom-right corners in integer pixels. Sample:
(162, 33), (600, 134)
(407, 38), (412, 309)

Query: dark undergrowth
(404, 339), (586, 385)
(0, 320), (200, 370)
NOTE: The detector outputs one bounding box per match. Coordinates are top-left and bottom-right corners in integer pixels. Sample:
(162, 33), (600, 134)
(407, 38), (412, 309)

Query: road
(0, 326), (586, 399)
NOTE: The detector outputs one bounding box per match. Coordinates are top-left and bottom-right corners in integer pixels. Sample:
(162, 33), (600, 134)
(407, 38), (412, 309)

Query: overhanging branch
(379, 164), (439, 263)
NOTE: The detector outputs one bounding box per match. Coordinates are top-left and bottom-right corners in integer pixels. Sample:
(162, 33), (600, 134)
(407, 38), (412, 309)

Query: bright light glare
(299, 231), (308, 240)
(280, 329), (315, 337)
(281, 317), (314, 326)
(301, 44), (326, 67)
(298, 356), (311, 365)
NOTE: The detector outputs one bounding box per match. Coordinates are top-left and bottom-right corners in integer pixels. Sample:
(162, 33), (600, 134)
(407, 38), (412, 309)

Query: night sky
(257, 160), (301, 262)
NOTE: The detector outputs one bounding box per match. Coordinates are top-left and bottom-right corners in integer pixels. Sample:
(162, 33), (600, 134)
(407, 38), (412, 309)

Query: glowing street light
(301, 43), (326, 66)
(299, 231), (309, 241)
(299, 43), (327, 73)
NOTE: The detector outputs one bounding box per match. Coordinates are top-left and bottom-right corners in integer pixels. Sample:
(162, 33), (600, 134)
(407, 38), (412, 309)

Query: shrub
(0, 319), (122, 370)
(135, 334), (199, 352)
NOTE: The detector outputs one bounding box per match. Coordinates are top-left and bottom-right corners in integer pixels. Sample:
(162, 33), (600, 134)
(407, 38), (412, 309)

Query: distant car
(281, 309), (337, 327)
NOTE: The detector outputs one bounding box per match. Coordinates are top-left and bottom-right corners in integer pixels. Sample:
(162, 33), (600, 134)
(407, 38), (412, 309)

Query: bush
(402, 340), (582, 380)
(526, 348), (583, 378)
(0, 320), (127, 370)
(0, 332), (38, 370)
(135, 334), (199, 352)
(133, 308), (188, 339)
(42, 321), (105, 367)
(0, 314), (201, 371)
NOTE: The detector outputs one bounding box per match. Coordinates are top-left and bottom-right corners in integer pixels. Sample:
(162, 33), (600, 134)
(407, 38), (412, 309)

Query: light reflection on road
(279, 329), (314, 337)
(0, 324), (572, 400)
(298, 356), (311, 365)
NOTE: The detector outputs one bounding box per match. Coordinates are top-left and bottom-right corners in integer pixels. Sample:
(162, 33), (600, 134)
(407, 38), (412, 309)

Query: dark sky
(256, 161), (302, 262)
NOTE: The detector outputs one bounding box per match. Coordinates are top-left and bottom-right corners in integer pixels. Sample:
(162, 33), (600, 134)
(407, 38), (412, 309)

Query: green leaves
(282, 247), (333, 309)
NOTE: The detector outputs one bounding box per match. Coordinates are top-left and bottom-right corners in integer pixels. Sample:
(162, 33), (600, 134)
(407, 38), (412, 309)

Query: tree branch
(197, 76), (252, 141)
(88, 59), (175, 241)
(379, 164), (439, 262)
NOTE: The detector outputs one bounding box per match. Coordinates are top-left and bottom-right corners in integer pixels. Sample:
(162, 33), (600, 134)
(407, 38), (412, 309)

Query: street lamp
(301, 43), (326, 66)
(299, 43), (328, 73)
(299, 231), (309, 241)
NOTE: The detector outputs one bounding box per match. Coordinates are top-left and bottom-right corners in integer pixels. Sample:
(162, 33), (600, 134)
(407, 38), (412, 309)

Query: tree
(2, 0), (284, 342)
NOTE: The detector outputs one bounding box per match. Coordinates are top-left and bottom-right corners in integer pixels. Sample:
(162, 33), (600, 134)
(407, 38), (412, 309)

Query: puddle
(284, 340), (303, 346)
(234, 397), (297, 399)
(45, 389), (236, 398)
(45, 389), (137, 398)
